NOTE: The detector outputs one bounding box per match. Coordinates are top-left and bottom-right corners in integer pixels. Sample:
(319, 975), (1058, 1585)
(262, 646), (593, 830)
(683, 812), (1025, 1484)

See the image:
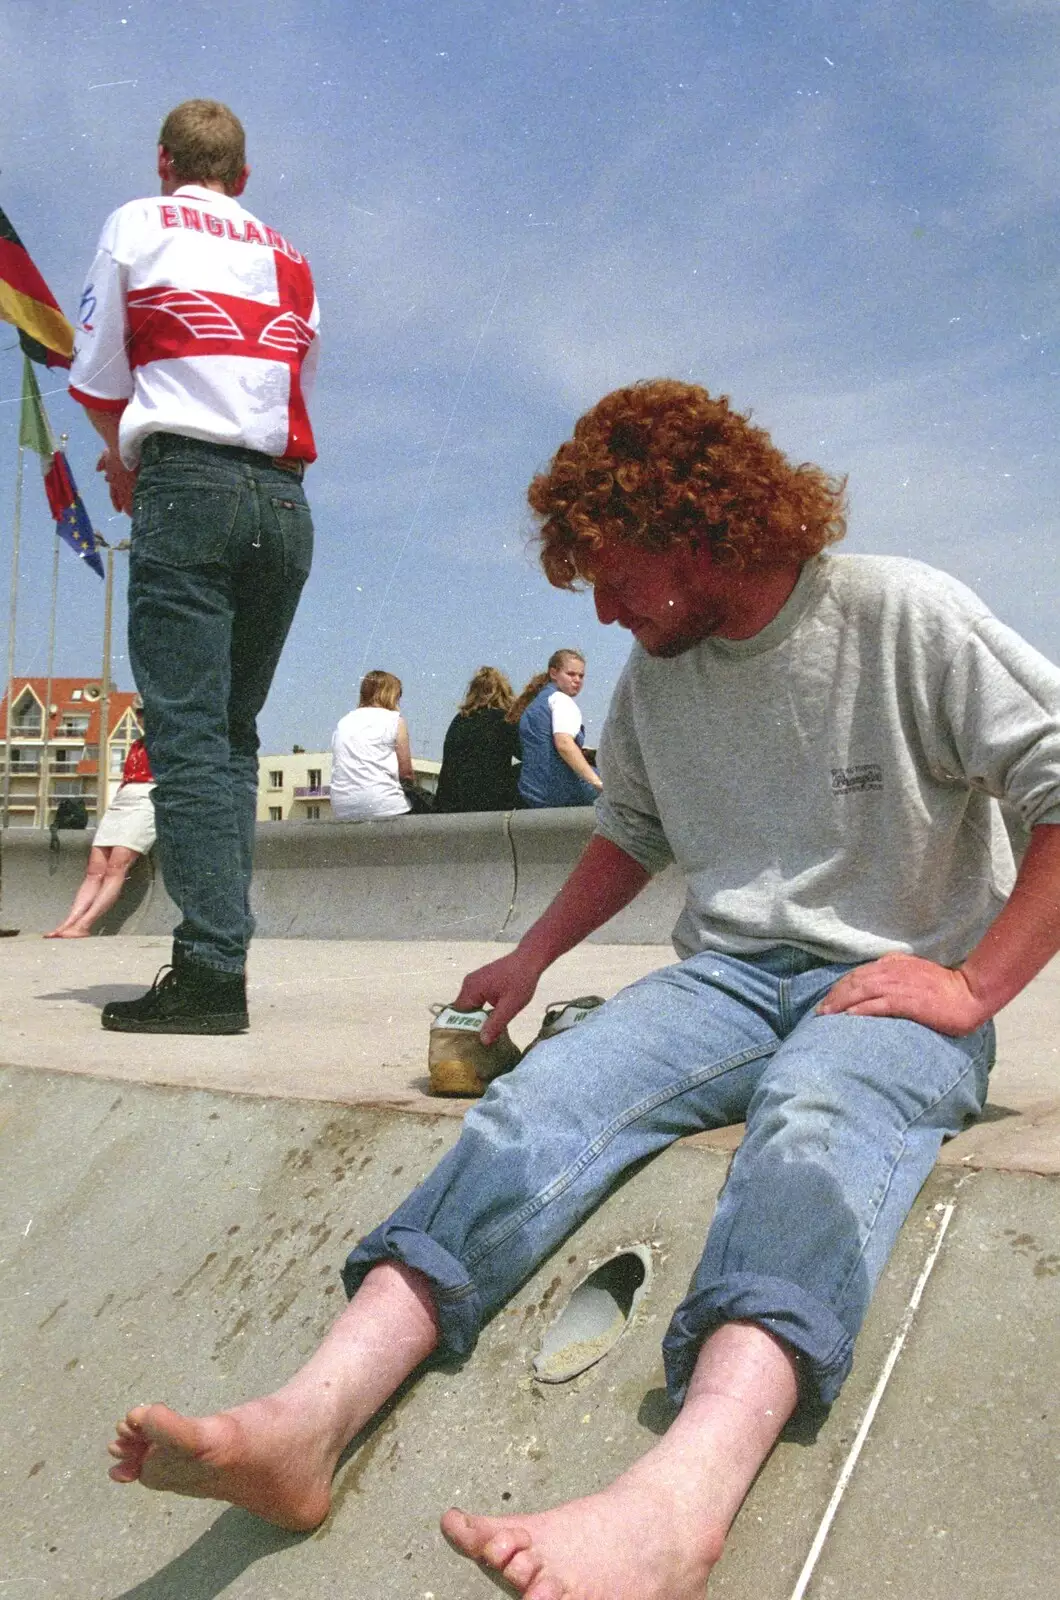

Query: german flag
(0, 204), (74, 368)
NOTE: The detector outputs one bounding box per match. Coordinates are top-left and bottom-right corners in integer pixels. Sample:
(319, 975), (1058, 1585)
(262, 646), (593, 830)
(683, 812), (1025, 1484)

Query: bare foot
(107, 1396), (340, 1531)
(441, 1471), (724, 1600)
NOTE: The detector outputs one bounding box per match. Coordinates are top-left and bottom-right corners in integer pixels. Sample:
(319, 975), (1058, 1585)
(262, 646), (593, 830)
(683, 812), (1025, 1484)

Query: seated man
(106, 380), (1060, 1600)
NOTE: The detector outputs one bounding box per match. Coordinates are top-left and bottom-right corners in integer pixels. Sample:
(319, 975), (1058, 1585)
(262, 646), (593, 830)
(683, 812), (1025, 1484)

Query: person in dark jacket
(434, 667), (520, 812)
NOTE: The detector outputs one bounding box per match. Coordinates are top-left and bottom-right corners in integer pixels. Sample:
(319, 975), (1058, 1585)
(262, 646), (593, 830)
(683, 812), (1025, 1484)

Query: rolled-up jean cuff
(342, 1223), (483, 1359)
(662, 1273), (854, 1410)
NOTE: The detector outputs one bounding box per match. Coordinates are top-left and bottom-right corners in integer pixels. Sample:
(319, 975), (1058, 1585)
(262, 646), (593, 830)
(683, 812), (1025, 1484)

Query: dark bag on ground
(50, 797), (89, 852)
(400, 780), (435, 815)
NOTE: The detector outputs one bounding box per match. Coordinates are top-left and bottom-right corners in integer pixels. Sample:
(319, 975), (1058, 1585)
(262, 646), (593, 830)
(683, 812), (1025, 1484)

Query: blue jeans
(344, 947), (993, 1408)
(128, 435), (313, 972)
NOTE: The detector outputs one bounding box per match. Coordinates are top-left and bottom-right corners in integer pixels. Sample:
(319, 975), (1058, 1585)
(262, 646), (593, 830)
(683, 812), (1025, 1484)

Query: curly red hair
(528, 380), (847, 588)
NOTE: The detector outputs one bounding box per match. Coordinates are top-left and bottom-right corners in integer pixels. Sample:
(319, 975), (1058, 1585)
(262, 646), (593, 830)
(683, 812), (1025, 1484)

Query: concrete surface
(1, 935), (1058, 1598)
(2, 934), (1058, 1171)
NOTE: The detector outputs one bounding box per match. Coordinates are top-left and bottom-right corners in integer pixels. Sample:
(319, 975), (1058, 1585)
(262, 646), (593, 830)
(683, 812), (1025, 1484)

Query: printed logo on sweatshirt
(831, 763), (883, 795)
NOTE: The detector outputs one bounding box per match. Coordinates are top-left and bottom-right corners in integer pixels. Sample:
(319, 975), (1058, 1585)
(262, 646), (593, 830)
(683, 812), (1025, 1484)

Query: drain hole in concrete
(532, 1247), (651, 1384)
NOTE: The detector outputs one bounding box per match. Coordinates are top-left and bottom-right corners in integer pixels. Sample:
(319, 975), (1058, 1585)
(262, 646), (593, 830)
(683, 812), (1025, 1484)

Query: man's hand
(454, 950), (544, 1044)
(816, 952), (991, 1037)
(97, 448), (137, 515)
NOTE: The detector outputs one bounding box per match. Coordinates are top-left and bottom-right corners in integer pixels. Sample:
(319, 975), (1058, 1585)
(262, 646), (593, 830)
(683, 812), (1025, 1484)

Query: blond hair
(358, 670), (402, 711)
(159, 100), (246, 191)
(458, 666), (515, 717)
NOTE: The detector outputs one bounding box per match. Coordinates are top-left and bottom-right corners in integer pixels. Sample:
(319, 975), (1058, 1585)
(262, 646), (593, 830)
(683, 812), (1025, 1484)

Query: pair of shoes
(427, 1004), (522, 1096)
(427, 994), (605, 1097)
(101, 957), (249, 1034)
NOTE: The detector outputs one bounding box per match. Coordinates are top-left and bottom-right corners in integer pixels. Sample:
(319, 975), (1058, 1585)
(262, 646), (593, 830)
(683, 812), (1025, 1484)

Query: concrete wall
(0, 810), (685, 944)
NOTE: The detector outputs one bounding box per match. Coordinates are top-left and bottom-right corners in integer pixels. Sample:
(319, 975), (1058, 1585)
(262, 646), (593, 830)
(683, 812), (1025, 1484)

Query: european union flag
(43, 451), (105, 578)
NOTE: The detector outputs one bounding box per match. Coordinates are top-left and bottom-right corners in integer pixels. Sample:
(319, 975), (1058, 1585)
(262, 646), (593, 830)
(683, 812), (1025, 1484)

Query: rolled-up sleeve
(593, 664), (675, 874)
(934, 618), (1060, 827)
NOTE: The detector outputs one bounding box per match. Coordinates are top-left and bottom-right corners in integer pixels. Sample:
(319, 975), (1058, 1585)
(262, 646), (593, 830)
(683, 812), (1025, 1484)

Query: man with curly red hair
(105, 381), (1060, 1600)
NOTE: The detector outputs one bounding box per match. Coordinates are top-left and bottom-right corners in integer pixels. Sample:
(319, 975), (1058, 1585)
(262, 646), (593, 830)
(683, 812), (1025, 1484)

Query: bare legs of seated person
(108, 1261), (797, 1600)
(45, 845), (141, 938)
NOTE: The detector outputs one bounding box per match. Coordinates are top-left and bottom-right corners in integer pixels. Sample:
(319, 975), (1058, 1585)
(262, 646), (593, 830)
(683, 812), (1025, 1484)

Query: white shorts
(92, 782), (157, 854)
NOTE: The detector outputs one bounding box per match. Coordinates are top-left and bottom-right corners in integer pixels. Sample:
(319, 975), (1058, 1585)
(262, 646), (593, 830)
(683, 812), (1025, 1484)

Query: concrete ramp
(2, 1066), (1057, 1599)
(2, 935), (1058, 1599)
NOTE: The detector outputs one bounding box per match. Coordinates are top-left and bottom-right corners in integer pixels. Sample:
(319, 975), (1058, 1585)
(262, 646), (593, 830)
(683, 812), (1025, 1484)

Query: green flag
(19, 354), (55, 457)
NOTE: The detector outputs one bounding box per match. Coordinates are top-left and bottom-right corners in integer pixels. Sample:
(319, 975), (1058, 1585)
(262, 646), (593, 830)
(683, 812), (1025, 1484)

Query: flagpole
(99, 543), (115, 816)
(38, 432), (66, 826)
(2, 442), (25, 829)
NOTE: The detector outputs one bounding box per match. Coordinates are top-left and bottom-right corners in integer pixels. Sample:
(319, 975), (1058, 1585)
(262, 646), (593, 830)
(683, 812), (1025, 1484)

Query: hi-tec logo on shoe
(431, 1006), (488, 1031)
(831, 763), (883, 795)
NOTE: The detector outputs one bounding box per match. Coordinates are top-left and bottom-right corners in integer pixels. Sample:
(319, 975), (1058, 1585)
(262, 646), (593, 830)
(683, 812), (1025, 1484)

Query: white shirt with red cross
(70, 184), (320, 469)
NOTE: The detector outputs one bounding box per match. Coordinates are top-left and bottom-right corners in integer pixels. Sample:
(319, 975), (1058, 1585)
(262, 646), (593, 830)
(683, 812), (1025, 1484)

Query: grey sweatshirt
(594, 553), (1060, 966)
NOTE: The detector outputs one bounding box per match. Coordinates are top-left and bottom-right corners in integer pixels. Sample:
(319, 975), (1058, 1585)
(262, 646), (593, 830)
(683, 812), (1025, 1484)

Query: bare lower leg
(442, 1320), (799, 1600)
(62, 856), (138, 935)
(107, 1262), (439, 1529)
(45, 856), (108, 936)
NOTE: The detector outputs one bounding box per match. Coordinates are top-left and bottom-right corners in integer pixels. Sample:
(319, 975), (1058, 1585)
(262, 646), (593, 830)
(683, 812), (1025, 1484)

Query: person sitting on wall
(329, 670), (416, 821)
(434, 666), (521, 813)
(511, 648), (602, 808)
(45, 724), (156, 939)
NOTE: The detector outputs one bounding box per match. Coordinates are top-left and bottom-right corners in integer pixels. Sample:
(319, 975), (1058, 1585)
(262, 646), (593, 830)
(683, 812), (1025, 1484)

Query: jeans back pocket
(132, 480), (244, 568)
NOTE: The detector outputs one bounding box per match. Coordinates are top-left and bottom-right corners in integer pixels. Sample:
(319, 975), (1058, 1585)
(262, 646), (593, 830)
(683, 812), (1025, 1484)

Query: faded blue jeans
(344, 947), (993, 1408)
(128, 435), (313, 973)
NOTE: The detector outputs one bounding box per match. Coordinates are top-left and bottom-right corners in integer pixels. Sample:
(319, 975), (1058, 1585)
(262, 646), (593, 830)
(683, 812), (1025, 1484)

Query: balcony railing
(293, 785), (331, 799)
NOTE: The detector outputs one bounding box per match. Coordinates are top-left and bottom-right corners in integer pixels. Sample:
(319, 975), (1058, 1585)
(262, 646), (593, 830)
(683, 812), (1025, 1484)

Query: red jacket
(121, 737), (153, 785)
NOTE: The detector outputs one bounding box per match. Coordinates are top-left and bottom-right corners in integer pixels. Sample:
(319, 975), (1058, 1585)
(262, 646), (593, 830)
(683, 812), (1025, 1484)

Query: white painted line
(787, 1200), (957, 1600)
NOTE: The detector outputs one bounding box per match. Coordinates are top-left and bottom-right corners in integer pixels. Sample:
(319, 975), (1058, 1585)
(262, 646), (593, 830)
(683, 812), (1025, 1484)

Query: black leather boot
(101, 957), (248, 1034)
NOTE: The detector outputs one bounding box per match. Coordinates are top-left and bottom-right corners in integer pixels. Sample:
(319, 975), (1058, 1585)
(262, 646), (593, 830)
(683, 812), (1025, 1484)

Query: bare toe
(502, 1548), (546, 1590)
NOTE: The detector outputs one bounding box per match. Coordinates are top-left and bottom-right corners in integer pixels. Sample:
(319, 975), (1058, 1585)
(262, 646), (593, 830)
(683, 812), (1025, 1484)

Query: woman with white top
(330, 670), (414, 821)
(510, 647), (602, 808)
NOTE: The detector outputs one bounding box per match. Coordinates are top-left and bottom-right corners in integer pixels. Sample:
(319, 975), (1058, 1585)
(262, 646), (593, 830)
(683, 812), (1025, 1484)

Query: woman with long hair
(330, 670), (415, 821)
(434, 666), (521, 813)
(510, 647), (601, 808)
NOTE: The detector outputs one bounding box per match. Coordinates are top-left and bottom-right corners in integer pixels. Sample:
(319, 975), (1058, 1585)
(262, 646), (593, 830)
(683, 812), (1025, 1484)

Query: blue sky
(1, 0), (1056, 760)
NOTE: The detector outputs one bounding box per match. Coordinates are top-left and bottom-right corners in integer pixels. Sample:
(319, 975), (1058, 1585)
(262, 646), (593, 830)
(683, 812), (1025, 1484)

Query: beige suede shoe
(428, 1004), (522, 1097)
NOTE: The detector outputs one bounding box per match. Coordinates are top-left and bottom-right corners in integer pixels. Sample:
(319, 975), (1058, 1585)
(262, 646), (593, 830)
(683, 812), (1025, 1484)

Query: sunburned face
(550, 658), (586, 696)
(588, 542), (729, 658)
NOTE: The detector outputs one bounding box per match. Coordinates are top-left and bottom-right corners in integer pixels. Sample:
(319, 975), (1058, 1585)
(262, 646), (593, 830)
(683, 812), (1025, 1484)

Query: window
(12, 690), (42, 735)
(269, 805), (283, 821)
(268, 769), (283, 789)
(71, 688), (83, 700)
(307, 768), (322, 790)
(306, 804), (321, 820)
(57, 713), (90, 736)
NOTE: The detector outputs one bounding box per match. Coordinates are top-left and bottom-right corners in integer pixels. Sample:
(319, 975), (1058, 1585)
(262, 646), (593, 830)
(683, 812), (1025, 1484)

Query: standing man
(70, 100), (319, 1033)
(105, 382), (1060, 1599)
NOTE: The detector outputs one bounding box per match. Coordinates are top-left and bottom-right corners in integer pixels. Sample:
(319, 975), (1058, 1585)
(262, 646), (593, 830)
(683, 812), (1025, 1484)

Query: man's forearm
(960, 822), (1060, 1015)
(820, 820), (1060, 1034)
(518, 834), (650, 970)
(80, 405), (122, 451)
